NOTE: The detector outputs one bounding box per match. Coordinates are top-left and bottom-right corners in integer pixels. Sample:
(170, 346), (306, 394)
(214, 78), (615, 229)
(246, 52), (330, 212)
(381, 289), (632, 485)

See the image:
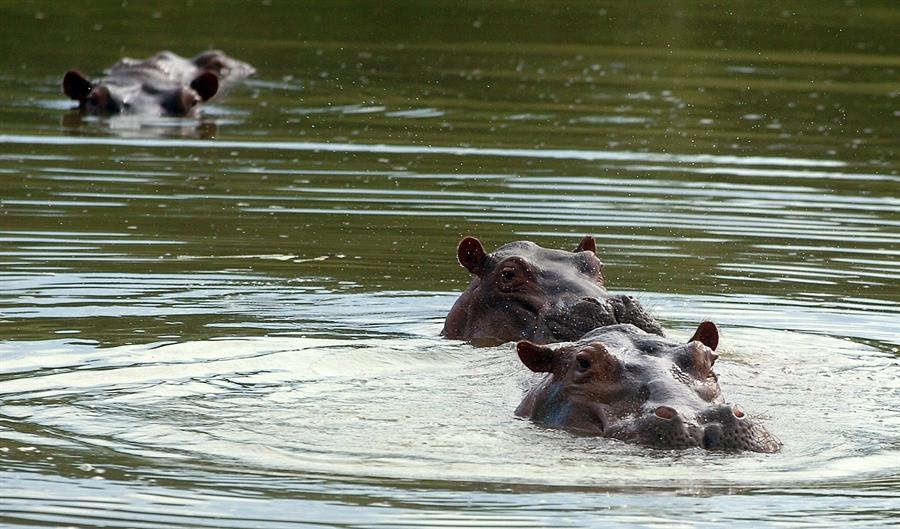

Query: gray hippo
(516, 322), (781, 452)
(442, 236), (664, 346)
(62, 50), (254, 116)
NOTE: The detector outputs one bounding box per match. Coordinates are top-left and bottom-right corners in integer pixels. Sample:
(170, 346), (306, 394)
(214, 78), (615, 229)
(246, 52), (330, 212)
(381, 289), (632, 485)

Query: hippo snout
(606, 295), (666, 336)
(552, 295), (666, 338)
(606, 406), (704, 449)
(607, 403), (780, 453)
(540, 298), (618, 342)
(696, 404), (782, 453)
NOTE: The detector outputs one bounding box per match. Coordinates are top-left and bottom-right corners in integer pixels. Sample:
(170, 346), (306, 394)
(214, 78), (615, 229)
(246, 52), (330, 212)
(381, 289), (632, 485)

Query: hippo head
(515, 322), (781, 452)
(62, 69), (218, 116)
(442, 236), (664, 346)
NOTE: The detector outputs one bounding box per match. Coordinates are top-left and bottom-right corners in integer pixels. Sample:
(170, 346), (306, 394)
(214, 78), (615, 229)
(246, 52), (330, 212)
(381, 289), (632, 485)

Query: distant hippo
(516, 322), (781, 452)
(442, 236), (664, 346)
(62, 50), (254, 116)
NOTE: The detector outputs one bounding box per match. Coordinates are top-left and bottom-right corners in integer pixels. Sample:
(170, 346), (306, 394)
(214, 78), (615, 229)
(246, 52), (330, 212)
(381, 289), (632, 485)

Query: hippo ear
(689, 321), (719, 351)
(190, 71), (219, 101)
(575, 235), (596, 255)
(457, 236), (487, 276)
(517, 341), (557, 373)
(63, 70), (92, 100)
(192, 50), (226, 72)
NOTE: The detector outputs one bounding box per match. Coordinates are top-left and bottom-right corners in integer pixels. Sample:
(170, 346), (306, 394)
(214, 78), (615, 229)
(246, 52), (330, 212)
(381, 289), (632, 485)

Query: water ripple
(0, 134), (847, 167)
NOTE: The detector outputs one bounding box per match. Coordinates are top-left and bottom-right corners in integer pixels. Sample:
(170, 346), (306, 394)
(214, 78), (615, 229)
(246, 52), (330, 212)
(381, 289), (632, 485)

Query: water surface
(1, 2), (899, 527)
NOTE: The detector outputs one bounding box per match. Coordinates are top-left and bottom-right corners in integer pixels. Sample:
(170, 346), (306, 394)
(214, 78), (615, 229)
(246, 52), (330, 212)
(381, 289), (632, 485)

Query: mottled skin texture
(63, 50), (254, 116)
(516, 322), (781, 453)
(442, 236), (664, 346)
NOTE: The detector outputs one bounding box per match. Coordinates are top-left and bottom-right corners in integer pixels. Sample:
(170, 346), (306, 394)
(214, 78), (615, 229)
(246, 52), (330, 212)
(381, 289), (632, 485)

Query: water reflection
(60, 112), (221, 139)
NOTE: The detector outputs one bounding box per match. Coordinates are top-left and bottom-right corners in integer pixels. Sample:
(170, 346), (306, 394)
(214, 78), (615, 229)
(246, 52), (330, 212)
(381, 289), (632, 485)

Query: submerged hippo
(63, 50), (254, 116)
(442, 236), (664, 346)
(516, 322), (781, 452)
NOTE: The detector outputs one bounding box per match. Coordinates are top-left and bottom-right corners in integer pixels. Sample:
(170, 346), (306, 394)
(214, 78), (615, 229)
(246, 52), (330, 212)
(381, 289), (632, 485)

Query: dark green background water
(2, 2), (899, 528)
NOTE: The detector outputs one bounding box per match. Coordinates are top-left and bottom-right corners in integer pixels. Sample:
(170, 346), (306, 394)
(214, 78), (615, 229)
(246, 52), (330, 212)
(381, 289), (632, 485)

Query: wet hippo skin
(516, 322), (781, 453)
(442, 236), (665, 346)
(62, 50), (254, 116)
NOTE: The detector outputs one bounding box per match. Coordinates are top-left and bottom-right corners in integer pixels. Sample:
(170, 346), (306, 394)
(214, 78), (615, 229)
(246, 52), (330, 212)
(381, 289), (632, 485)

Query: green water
(1, 2), (899, 527)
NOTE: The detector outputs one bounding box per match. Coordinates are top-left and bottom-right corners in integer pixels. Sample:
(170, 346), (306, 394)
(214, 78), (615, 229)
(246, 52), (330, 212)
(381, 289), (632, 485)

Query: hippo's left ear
(689, 321), (719, 351)
(517, 341), (556, 373)
(190, 71), (219, 101)
(575, 235), (596, 255)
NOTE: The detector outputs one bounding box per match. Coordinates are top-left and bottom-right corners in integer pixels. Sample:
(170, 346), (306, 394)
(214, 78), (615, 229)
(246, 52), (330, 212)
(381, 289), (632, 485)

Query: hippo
(516, 322), (781, 452)
(62, 50), (254, 116)
(442, 236), (664, 346)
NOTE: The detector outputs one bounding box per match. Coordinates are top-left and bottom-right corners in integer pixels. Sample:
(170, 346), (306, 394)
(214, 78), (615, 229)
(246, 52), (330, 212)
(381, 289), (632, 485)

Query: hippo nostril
(732, 405), (745, 419)
(576, 352), (591, 370)
(655, 406), (677, 420)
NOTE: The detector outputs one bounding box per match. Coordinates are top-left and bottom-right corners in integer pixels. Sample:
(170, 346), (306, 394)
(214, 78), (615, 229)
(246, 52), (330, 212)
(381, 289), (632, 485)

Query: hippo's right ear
(517, 341), (556, 373)
(63, 70), (92, 100)
(575, 235), (597, 254)
(458, 236), (487, 276)
(689, 321), (719, 351)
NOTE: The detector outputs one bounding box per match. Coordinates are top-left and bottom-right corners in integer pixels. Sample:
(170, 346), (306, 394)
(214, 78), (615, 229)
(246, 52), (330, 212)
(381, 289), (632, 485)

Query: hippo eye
(576, 352), (591, 370)
(88, 89), (118, 113)
(495, 259), (529, 291)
